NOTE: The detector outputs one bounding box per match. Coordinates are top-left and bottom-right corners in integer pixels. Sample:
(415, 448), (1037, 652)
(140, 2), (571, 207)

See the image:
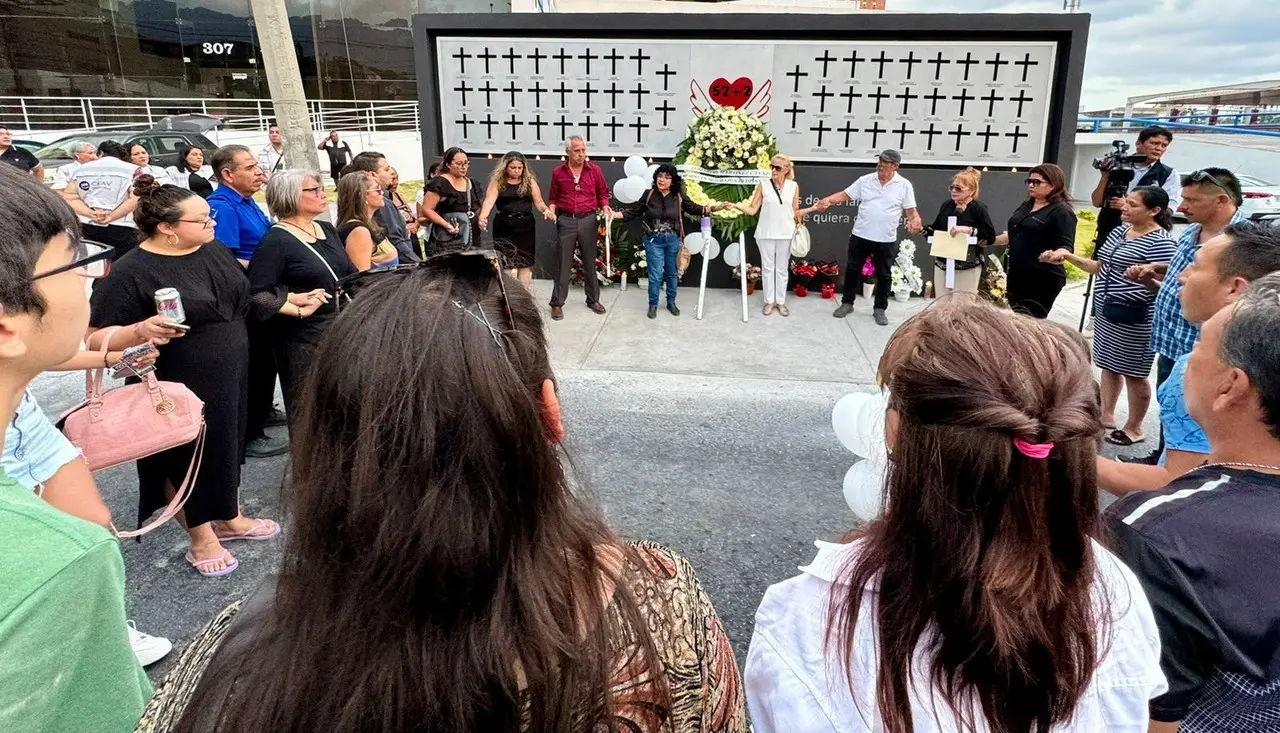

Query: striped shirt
(1149, 211), (1246, 360)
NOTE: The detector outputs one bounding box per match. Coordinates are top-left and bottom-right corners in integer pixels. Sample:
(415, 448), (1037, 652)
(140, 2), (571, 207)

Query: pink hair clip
(1013, 438), (1054, 459)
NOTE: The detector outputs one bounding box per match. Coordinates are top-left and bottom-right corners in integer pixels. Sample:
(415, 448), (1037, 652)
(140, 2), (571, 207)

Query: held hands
(814, 199), (832, 212)
(905, 219), (924, 235)
(948, 225), (971, 237)
(1125, 263), (1160, 285)
(477, 218), (488, 233)
(543, 208), (556, 221)
(90, 209), (114, 225)
(1039, 248), (1071, 264)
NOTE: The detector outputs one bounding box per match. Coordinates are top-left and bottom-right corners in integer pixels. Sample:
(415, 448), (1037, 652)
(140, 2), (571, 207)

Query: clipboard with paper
(928, 216), (978, 290)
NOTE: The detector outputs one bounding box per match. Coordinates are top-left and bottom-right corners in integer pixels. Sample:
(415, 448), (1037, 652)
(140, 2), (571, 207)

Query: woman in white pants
(732, 155), (820, 316)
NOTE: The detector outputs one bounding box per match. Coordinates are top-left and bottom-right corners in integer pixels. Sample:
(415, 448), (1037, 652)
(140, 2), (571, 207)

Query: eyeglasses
(302, 186), (325, 195)
(452, 160), (470, 167)
(178, 217), (216, 228)
(948, 184), (965, 192)
(32, 238), (113, 281)
(335, 249), (515, 332)
(1025, 178), (1048, 187)
(771, 165), (785, 171)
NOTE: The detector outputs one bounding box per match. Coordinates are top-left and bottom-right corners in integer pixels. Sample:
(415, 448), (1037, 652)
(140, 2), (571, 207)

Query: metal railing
(1078, 115), (1280, 137)
(0, 96), (422, 134)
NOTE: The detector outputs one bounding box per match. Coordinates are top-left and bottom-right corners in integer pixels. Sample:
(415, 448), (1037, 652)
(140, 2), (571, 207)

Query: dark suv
(35, 130), (219, 171)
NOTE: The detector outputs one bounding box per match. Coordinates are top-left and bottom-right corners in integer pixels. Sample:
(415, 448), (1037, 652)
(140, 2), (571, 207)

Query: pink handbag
(59, 327), (206, 538)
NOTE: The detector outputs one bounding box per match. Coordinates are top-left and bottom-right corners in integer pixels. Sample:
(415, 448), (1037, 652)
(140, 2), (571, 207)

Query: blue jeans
(645, 231), (681, 308)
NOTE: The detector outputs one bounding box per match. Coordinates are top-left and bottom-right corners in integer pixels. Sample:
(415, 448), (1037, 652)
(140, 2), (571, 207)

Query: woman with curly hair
(478, 151), (550, 287)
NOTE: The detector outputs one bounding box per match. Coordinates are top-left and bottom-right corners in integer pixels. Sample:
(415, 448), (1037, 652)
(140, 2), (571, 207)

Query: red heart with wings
(708, 77), (754, 109)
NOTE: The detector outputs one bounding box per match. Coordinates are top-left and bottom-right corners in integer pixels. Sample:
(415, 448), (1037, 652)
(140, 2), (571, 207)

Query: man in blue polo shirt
(208, 145), (288, 458)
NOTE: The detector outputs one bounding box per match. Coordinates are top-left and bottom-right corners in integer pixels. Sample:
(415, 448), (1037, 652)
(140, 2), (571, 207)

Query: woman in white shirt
(745, 297), (1166, 733)
(128, 143), (171, 185)
(166, 144), (216, 199)
(732, 154), (820, 317)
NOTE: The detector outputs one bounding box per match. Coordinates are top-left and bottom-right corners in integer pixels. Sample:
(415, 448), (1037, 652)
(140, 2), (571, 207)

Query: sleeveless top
(495, 182), (535, 231)
(756, 179), (797, 240)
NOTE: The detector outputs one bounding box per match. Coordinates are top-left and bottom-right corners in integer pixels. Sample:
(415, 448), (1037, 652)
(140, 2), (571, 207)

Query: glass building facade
(0, 0), (497, 100)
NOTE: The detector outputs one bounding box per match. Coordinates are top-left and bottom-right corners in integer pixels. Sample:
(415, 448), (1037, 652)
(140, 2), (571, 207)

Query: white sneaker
(127, 620), (173, 667)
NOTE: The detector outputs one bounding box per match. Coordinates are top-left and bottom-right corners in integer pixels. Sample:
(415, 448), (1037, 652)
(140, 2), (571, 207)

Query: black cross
(980, 89), (1004, 118)
(629, 48), (651, 75)
(579, 82), (597, 107)
(553, 114), (572, 140)
(985, 52), (1009, 82)
(815, 50), (838, 77)
(813, 85), (834, 113)
(478, 81), (497, 107)
(580, 117), (598, 142)
(923, 88), (946, 116)
(529, 81), (547, 108)
(501, 48), (521, 75)
(895, 88), (919, 115)
(629, 83), (650, 109)
(892, 123), (915, 150)
(840, 88), (863, 114)
(453, 81), (473, 106)
(842, 50), (866, 78)
(786, 64), (809, 93)
(952, 88), (975, 117)
(529, 115), (547, 141)
(956, 52), (979, 81)
(839, 121), (858, 148)
(477, 47), (496, 75)
(479, 113), (498, 138)
(976, 124), (998, 153)
(553, 48), (572, 75)
(921, 122), (942, 151)
(604, 117), (623, 143)
(629, 117), (649, 143)
(784, 103), (806, 129)
(603, 48), (624, 76)
(865, 122), (887, 148)
(529, 48), (547, 75)
(899, 51), (922, 80)
(504, 114), (523, 139)
(1005, 125), (1029, 154)
(868, 87), (890, 115)
(1015, 52), (1040, 83)
(452, 48), (472, 74)
(927, 51), (951, 81)
(455, 114), (473, 137)
(503, 81), (523, 107)
(872, 51), (892, 79)
(1010, 90), (1034, 118)
(604, 82), (623, 108)
(577, 48), (598, 75)
(810, 120), (832, 147)
(948, 124), (971, 152)
(656, 100), (676, 127)
(656, 63), (676, 91)
(553, 82), (571, 108)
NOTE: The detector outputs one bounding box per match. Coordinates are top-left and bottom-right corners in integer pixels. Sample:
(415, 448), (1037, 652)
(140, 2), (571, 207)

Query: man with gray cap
(816, 149), (924, 326)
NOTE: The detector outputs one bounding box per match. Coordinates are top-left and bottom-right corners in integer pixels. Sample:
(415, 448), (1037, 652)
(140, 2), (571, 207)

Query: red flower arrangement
(821, 283), (836, 299)
(790, 260), (817, 289)
(794, 285), (810, 297)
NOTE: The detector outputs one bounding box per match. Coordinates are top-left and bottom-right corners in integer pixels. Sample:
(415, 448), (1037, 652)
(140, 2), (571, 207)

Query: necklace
(1185, 461), (1280, 476)
(280, 219), (319, 240)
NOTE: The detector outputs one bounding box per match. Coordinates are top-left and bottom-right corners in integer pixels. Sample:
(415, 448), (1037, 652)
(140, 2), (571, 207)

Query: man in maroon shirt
(544, 135), (612, 320)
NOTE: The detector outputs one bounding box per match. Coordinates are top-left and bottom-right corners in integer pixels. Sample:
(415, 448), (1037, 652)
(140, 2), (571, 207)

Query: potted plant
(860, 256), (876, 300)
(732, 264), (762, 294)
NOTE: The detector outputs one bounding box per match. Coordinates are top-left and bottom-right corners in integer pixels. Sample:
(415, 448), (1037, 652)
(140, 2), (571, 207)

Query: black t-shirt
(0, 146), (40, 173)
(425, 175), (480, 215)
(927, 199), (997, 270)
(1006, 201), (1076, 280)
(620, 189), (706, 233)
(1107, 467), (1280, 728)
(246, 222), (357, 346)
(320, 140), (352, 169)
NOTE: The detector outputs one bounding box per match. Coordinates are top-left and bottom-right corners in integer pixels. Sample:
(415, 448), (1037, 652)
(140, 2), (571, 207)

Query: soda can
(154, 288), (186, 324)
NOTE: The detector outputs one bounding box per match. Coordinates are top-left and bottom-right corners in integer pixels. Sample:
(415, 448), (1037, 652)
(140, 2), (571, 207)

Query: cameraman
(1091, 127), (1181, 244)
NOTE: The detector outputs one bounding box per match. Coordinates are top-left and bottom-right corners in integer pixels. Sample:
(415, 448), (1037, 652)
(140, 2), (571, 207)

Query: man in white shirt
(817, 149), (923, 326)
(59, 140), (139, 259)
(49, 141), (97, 191)
(1091, 126), (1181, 246)
(256, 125), (288, 180)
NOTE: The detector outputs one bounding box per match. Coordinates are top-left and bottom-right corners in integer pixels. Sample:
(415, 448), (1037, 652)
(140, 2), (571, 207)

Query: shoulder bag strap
(676, 193), (685, 239)
(1099, 229), (1140, 304)
(112, 423), (205, 539)
(86, 326), (124, 401)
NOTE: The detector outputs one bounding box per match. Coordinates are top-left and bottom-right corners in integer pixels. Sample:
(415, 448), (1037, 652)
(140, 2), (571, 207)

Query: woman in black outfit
(926, 167), (996, 297)
(166, 144), (216, 199)
(420, 147), (481, 254)
(478, 151), (549, 288)
(88, 175), (280, 578)
(336, 171), (397, 271)
(247, 170), (356, 417)
(994, 163), (1077, 319)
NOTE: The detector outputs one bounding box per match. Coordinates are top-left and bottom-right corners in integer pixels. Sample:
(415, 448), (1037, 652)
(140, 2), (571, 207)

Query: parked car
(13, 139), (45, 153)
(35, 130), (218, 171)
(1175, 173), (1280, 222)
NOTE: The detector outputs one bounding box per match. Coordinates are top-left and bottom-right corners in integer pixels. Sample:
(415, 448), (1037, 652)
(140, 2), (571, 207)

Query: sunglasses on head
(334, 249), (515, 330)
(1187, 169), (1239, 202)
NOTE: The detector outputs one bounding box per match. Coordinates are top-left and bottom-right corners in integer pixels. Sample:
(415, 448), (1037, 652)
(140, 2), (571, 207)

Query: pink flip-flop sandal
(214, 518), (281, 543)
(186, 550), (239, 578)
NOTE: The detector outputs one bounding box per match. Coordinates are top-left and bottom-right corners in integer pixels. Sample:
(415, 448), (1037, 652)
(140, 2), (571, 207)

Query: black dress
(1004, 201), (1077, 319)
(424, 175), (481, 253)
(492, 181), (537, 269)
(89, 243), (249, 530)
(246, 222), (357, 415)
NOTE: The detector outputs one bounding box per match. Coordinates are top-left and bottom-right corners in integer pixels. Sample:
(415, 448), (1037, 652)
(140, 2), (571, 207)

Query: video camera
(1093, 140), (1151, 247)
(1091, 139), (1148, 173)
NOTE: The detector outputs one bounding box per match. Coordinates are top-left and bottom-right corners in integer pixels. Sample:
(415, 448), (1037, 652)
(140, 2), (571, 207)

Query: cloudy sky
(891, 0), (1280, 111)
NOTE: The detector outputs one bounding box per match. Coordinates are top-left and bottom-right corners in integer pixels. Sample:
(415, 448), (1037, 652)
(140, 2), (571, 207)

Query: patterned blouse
(133, 541), (749, 733)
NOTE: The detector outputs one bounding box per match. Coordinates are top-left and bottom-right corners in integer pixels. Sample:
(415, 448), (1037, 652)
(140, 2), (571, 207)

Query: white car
(1175, 173), (1280, 222)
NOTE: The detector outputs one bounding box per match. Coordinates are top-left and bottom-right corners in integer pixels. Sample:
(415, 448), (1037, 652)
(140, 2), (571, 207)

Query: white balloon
(646, 163), (660, 180)
(684, 232), (705, 255)
(703, 237), (721, 261)
(723, 242), (742, 268)
(624, 175), (649, 204)
(613, 177), (639, 204)
(831, 392), (889, 457)
(624, 155), (649, 179)
(843, 460), (885, 522)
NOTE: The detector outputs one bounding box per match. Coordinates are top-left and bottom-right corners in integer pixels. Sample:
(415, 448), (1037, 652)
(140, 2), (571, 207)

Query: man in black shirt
(0, 126), (42, 181)
(317, 131), (353, 183)
(1108, 269), (1280, 732)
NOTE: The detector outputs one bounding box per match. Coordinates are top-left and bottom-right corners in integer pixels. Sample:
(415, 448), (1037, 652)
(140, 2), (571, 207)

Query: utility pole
(249, 0), (319, 176)
(1063, 0), (1081, 10)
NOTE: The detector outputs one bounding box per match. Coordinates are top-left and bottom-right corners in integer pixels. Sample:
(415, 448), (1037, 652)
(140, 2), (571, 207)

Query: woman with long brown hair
(336, 171), (398, 271)
(134, 252), (748, 733)
(993, 162), (1078, 318)
(478, 151), (549, 288)
(745, 297), (1165, 732)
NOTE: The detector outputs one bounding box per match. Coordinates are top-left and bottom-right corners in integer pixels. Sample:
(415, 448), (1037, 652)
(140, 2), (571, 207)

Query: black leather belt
(559, 211), (596, 219)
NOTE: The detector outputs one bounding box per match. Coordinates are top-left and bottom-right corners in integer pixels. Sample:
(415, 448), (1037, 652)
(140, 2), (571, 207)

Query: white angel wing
(742, 79), (772, 118)
(689, 79), (714, 117)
